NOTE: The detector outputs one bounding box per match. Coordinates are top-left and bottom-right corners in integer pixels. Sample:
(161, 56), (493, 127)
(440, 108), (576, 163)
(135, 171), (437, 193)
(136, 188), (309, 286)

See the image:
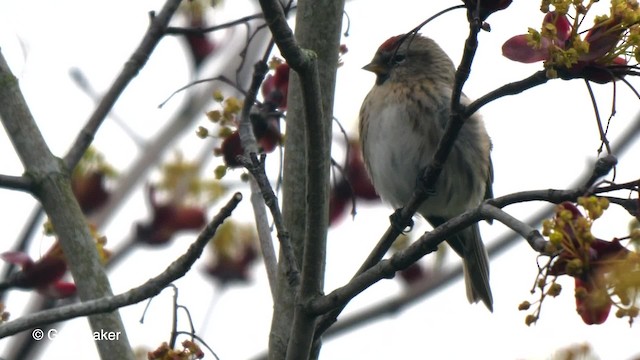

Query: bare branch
(0, 174), (32, 193)
(64, 0), (183, 170)
(309, 149), (622, 317)
(480, 204), (547, 252)
(0, 206), (45, 303)
(259, 0), (342, 358)
(464, 71), (549, 117)
(0, 47), (134, 359)
(166, 12), (266, 35)
(158, 75), (249, 108)
(309, 187), (563, 316)
(91, 4), (271, 228)
(311, 205), (487, 315)
(236, 44), (300, 295)
(239, 154), (299, 289)
(584, 80), (612, 154)
(0, 192), (242, 339)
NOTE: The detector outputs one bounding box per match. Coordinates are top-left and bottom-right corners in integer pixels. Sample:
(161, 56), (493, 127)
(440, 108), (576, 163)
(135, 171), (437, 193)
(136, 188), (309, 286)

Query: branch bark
(258, 0), (345, 358)
(0, 174), (32, 192)
(0, 50), (135, 360)
(0, 192), (242, 339)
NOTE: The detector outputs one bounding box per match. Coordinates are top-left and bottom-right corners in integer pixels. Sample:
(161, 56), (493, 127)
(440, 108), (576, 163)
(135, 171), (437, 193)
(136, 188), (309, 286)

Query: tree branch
(0, 192), (242, 339)
(310, 148), (621, 317)
(309, 188), (565, 315)
(314, 9), (487, 340)
(236, 32), (300, 297)
(63, 0), (183, 171)
(464, 71), (549, 117)
(91, 15), (272, 227)
(166, 12), (266, 35)
(311, 205), (489, 315)
(259, 0), (344, 358)
(258, 0), (326, 357)
(0, 174), (32, 193)
(240, 154), (299, 290)
(480, 204), (547, 252)
(0, 48), (134, 360)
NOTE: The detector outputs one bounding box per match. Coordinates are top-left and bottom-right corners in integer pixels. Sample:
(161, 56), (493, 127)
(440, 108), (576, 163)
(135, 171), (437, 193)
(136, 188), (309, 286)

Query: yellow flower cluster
(532, 0), (640, 77)
(73, 146), (117, 179)
(577, 195), (609, 219)
(205, 93), (243, 125)
(158, 152), (227, 205)
(542, 199), (600, 257)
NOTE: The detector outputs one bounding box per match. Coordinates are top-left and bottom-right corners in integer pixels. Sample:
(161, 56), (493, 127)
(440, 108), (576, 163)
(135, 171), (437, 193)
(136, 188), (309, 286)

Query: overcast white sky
(1, 0), (640, 359)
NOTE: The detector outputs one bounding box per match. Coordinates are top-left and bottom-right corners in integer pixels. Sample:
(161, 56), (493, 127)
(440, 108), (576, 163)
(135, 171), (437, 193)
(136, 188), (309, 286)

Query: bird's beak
(362, 62), (385, 75)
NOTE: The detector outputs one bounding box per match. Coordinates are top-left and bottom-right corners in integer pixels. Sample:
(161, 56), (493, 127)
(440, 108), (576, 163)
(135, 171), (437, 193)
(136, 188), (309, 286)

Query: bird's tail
(427, 216), (493, 311)
(458, 223), (493, 311)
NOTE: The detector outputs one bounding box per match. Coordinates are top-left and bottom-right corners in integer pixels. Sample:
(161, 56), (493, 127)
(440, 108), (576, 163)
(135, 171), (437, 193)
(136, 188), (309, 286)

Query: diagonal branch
(0, 47), (135, 360)
(63, 0), (183, 170)
(310, 150), (621, 317)
(0, 192), (242, 339)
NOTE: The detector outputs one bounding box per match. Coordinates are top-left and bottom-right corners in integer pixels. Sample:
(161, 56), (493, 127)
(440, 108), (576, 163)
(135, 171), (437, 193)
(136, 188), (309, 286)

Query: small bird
(359, 34), (494, 310)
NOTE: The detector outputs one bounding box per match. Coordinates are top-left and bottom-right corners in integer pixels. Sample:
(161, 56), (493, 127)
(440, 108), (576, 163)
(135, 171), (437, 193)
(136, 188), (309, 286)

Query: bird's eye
(392, 54), (406, 64)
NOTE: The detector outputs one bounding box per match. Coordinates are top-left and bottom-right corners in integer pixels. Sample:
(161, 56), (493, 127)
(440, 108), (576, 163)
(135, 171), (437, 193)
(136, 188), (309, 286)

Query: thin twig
(240, 154), (299, 287)
(68, 68), (146, 148)
(584, 79), (612, 154)
(0, 205), (45, 303)
(464, 71), (549, 117)
(480, 204), (547, 252)
(236, 35), (300, 294)
(166, 12), (265, 35)
(0, 174), (32, 192)
(158, 75), (249, 108)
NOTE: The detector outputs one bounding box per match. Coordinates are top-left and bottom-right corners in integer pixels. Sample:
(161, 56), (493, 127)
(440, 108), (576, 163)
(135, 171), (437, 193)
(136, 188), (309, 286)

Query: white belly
(362, 96), (489, 218)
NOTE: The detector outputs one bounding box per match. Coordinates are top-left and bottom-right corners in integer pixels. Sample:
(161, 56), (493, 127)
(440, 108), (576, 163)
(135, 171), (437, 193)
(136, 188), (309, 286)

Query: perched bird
(359, 34), (494, 310)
